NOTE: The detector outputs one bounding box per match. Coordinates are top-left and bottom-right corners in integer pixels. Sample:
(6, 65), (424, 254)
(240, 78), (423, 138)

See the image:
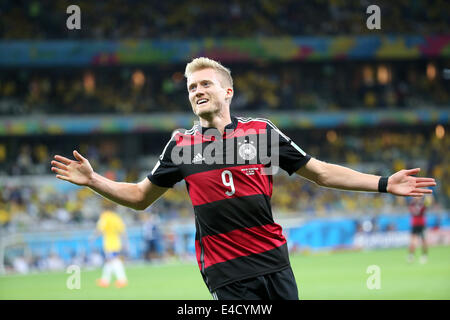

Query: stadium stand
(1, 0), (449, 39)
(1, 60), (449, 115)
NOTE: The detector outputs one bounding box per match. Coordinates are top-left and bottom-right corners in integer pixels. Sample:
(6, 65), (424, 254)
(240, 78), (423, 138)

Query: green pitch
(1, 246), (449, 300)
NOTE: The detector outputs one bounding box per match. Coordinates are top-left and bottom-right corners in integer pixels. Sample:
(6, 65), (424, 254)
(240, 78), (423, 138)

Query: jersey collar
(200, 116), (238, 135)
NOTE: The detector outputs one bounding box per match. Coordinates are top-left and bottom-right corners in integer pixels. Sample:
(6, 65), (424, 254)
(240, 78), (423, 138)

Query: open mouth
(196, 98), (209, 105)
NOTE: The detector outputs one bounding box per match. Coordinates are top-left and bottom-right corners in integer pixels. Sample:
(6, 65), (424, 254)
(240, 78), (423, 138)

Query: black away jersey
(148, 116), (311, 291)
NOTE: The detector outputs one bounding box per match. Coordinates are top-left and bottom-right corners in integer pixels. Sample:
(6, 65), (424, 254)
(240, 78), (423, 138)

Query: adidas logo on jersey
(192, 153), (205, 163)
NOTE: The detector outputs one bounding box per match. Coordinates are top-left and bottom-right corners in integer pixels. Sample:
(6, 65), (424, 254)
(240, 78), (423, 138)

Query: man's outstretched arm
(296, 157), (436, 197)
(51, 150), (168, 210)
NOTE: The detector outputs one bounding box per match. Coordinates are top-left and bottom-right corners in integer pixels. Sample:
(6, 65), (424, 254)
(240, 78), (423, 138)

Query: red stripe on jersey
(224, 120), (267, 139)
(176, 132), (213, 147)
(227, 128), (267, 139)
(412, 216), (425, 227)
(201, 223), (286, 269)
(409, 204), (426, 226)
(175, 121), (267, 146)
(236, 119), (267, 132)
(185, 164), (272, 206)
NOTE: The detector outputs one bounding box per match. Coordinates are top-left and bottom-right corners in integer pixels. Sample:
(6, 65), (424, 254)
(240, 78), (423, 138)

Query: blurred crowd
(1, 60), (449, 115)
(1, 0), (449, 39)
(1, 126), (448, 232)
(2, 210), (187, 275)
(0, 139), (140, 179)
(6, 249), (104, 275)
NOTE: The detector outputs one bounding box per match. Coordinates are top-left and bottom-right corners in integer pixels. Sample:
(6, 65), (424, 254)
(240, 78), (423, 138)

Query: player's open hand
(388, 168), (436, 197)
(51, 150), (94, 186)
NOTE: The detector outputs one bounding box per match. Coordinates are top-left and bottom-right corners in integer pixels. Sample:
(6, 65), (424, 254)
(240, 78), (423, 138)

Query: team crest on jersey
(238, 141), (257, 161)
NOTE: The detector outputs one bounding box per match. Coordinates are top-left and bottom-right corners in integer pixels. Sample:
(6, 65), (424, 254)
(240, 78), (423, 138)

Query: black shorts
(211, 267), (298, 300)
(411, 225), (425, 236)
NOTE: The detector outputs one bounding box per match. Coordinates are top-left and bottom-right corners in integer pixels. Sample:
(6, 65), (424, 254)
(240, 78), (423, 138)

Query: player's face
(187, 68), (231, 118)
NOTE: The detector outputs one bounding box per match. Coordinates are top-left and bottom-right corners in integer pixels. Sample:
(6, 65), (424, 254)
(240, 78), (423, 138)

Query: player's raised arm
(296, 157), (436, 197)
(51, 150), (168, 210)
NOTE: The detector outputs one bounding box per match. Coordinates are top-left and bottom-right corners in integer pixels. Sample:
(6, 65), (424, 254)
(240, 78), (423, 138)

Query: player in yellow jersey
(92, 202), (128, 288)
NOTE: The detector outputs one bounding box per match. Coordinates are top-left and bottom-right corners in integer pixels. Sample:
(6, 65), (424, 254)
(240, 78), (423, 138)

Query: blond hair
(184, 57), (233, 88)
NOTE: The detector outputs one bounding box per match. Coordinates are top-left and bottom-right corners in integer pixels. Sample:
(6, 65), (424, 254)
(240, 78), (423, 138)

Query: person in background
(91, 202), (128, 288)
(142, 213), (162, 262)
(407, 196), (431, 264)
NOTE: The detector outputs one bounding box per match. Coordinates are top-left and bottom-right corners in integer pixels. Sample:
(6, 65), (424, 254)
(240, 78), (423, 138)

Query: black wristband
(378, 176), (389, 193)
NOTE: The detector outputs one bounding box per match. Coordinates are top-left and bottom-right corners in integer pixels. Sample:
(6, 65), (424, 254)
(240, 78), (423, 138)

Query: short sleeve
(147, 137), (183, 188)
(266, 120), (311, 175)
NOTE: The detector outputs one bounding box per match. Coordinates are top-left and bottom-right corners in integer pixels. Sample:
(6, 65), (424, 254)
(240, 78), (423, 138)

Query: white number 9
(221, 170), (235, 196)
